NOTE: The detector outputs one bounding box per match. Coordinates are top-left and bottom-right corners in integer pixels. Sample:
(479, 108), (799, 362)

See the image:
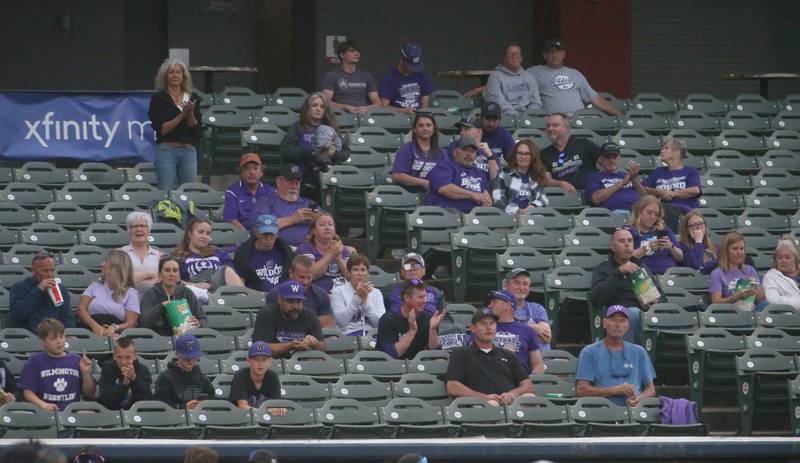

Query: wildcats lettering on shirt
(601, 177), (632, 189)
(459, 173), (484, 192)
(398, 83), (421, 108)
(256, 263), (283, 285)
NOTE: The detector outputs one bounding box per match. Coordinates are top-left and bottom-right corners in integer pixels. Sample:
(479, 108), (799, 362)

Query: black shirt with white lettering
(228, 367), (281, 408)
(251, 304), (324, 358)
(446, 343), (528, 395)
(377, 310), (433, 359)
(540, 136), (600, 190)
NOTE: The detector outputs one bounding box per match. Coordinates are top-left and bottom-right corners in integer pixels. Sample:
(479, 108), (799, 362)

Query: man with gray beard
(252, 164), (320, 248)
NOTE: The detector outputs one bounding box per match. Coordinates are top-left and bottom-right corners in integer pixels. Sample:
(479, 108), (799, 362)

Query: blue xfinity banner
(0, 92), (157, 163)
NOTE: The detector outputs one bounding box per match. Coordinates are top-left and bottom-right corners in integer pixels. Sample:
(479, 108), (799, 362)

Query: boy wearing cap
(154, 333), (214, 410)
(377, 279), (445, 359)
(253, 279), (325, 357)
(387, 253), (446, 315)
(483, 44), (541, 118)
(18, 318), (95, 411)
(527, 38), (621, 116)
(224, 153), (275, 231)
(486, 289), (544, 374)
(98, 336), (153, 410)
(585, 142), (646, 213)
(229, 341), (282, 411)
(234, 214), (294, 293)
(321, 39), (380, 114)
(379, 42), (433, 115)
(426, 136), (491, 213)
(576, 305), (656, 406)
(446, 310), (535, 406)
(251, 164), (319, 248)
(503, 268), (551, 351)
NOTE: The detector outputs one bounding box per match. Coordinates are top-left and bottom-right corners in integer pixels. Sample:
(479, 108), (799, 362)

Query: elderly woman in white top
(330, 254), (385, 336)
(762, 238), (800, 310)
(120, 211), (163, 293)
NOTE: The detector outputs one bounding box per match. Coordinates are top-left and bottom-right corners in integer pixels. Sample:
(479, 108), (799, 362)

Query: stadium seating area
(1, 88), (800, 439)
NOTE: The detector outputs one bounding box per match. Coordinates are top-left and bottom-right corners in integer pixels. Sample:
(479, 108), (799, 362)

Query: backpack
(659, 395), (699, 425)
(150, 198), (196, 229)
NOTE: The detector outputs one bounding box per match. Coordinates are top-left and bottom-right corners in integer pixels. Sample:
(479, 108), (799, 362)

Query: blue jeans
(154, 144), (197, 191)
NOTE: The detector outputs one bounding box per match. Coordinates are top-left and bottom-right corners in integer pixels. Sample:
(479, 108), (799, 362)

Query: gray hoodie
(483, 64), (542, 117)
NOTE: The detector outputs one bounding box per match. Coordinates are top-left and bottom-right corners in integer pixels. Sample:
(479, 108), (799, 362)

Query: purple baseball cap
(175, 333), (204, 359)
(401, 43), (424, 72)
(277, 279), (306, 300)
(486, 289), (517, 308)
(248, 340), (272, 358)
(605, 305), (630, 318)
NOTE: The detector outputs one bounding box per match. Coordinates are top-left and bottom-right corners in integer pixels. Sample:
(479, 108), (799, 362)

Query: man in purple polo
(585, 142), (646, 214)
(486, 289), (544, 374)
(426, 136), (491, 213)
(379, 42), (433, 115)
(223, 153), (275, 231)
(252, 164), (318, 248)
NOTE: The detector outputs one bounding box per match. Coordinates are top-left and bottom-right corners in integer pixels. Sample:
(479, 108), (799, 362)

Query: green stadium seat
(406, 349), (450, 378)
(55, 264), (96, 292)
(679, 93), (728, 116)
(94, 202), (145, 226)
(430, 89), (474, 112)
(55, 183), (113, 210)
(736, 348), (798, 435)
(358, 107), (411, 134)
(701, 168), (753, 194)
(147, 222), (183, 249)
(751, 168), (800, 193)
(79, 223), (128, 249)
(14, 161), (69, 189)
(553, 246), (604, 271)
(641, 303), (699, 385)
(720, 111), (771, 134)
(367, 265), (400, 297)
(517, 207), (574, 232)
(380, 397), (458, 438)
(217, 87), (268, 112)
(669, 110), (721, 135)
(568, 128), (607, 147)
(0, 402), (58, 438)
(123, 400), (201, 438)
(506, 226), (564, 254)
(202, 105), (255, 181)
(631, 93), (678, 114)
(529, 373), (577, 405)
(714, 129), (766, 156)
(112, 183), (168, 207)
(0, 351), (25, 377)
(240, 124), (285, 181)
(365, 185), (420, 261)
(0, 202), (37, 230)
(569, 396), (646, 436)
(172, 182), (225, 211)
(188, 399), (262, 439)
(757, 304), (800, 335)
(445, 397), (511, 437)
(2, 244), (47, 267)
(664, 129), (715, 155)
(37, 202), (95, 231)
(210, 222), (250, 248)
(119, 327), (173, 358)
(278, 374), (332, 408)
(592, 92), (629, 113)
(736, 208), (791, 234)
(159, 352), (222, 379)
(392, 372), (450, 405)
(462, 207), (517, 231)
(496, 246), (553, 291)
(0, 167), (13, 187)
(512, 128), (551, 151)
(772, 111), (800, 131)
(697, 187), (746, 214)
(212, 373), (233, 398)
(20, 223), (76, 252)
(256, 105), (299, 130)
(543, 266), (592, 343)
(203, 305), (251, 335)
(572, 108), (619, 135)
(254, 399), (324, 439)
(699, 304), (757, 334)
(317, 398), (388, 439)
(320, 165), (376, 233)
(611, 129), (662, 155)
(331, 373), (393, 406)
(630, 397), (707, 436)
(620, 110), (670, 135)
(0, 265), (31, 290)
(573, 207), (626, 232)
(562, 226), (611, 254)
(0, 182), (54, 209)
(128, 163), (158, 186)
(349, 127), (403, 153)
(731, 94), (779, 117)
(707, 149), (760, 174)
(620, 148), (658, 174)
(543, 187), (584, 214)
(58, 401), (133, 438)
(508, 396), (583, 438)
(745, 327), (800, 355)
(285, 350), (346, 382)
(516, 108), (548, 131)
(209, 285), (265, 312)
(271, 87), (309, 111)
(542, 350), (578, 378)
(321, 327), (360, 360)
(70, 162), (127, 189)
(745, 187), (800, 215)
(184, 327), (236, 359)
(405, 206), (463, 255)
(346, 350), (407, 382)
(422, 108), (461, 135)
(686, 327), (746, 409)
(450, 226), (508, 302)
(333, 109), (358, 131)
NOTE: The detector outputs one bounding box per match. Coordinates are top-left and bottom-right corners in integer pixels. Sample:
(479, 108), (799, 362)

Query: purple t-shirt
(494, 321), (541, 373)
(515, 301), (551, 352)
(223, 181), (275, 230)
(249, 247), (287, 292)
(482, 127), (515, 162)
(426, 158), (490, 213)
(378, 68), (433, 110)
(18, 352), (85, 410)
(585, 171), (641, 211)
(446, 140), (494, 175)
(710, 265), (760, 297)
(295, 243), (352, 293)
(642, 166), (701, 212)
(179, 249), (235, 281)
(251, 194), (316, 247)
(82, 281), (140, 322)
(391, 142), (441, 192)
(631, 226), (680, 275)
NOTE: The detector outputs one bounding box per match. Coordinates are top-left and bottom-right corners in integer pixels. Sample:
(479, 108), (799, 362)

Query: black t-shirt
(228, 367), (281, 408)
(540, 136), (600, 190)
(377, 310), (433, 360)
(251, 304), (324, 358)
(446, 344), (528, 395)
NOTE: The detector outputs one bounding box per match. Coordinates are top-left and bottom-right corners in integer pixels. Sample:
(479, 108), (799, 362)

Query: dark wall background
(0, 0), (797, 99)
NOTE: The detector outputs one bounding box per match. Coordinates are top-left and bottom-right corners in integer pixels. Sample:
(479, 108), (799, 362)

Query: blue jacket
(9, 277), (75, 332)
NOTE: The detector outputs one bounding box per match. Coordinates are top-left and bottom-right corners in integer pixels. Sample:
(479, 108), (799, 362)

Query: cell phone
(308, 202), (318, 211)
(196, 394), (209, 401)
(656, 230), (668, 238)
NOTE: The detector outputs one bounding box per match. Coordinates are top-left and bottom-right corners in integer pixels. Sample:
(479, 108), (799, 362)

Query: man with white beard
(252, 164), (320, 248)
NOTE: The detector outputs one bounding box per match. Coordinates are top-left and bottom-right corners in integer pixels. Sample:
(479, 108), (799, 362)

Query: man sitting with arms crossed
(446, 310), (535, 406)
(576, 305), (656, 406)
(253, 279), (325, 358)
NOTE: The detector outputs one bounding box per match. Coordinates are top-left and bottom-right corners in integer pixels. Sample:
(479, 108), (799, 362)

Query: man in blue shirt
(224, 153), (275, 231)
(575, 305), (656, 407)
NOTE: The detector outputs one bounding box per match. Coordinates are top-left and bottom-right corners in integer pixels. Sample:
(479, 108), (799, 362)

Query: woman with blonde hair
(77, 250), (140, 336)
(677, 209), (718, 273)
(296, 212), (357, 293)
(709, 231), (765, 307)
(492, 139), (549, 215)
(762, 238), (800, 309)
(174, 217), (244, 291)
(628, 194), (683, 274)
(279, 92), (349, 188)
(148, 59), (202, 191)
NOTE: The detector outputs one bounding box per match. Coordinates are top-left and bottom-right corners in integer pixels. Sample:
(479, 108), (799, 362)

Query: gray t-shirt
(322, 67), (377, 107)
(527, 65), (598, 115)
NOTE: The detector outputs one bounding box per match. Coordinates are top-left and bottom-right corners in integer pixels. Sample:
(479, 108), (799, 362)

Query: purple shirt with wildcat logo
(642, 166), (701, 212)
(426, 158), (490, 213)
(18, 351), (85, 410)
(179, 249), (235, 281)
(296, 243), (352, 293)
(378, 68), (433, 110)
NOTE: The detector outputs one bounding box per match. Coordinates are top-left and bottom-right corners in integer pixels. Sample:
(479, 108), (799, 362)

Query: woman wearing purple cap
(279, 92), (349, 188)
(390, 112), (444, 193)
(154, 333), (214, 410)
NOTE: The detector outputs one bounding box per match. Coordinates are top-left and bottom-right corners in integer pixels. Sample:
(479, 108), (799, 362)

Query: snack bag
(734, 278), (756, 311)
(165, 298), (193, 336)
(630, 267), (663, 309)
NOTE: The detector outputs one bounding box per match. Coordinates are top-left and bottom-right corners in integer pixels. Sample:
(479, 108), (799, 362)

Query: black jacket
(97, 358), (154, 410)
(233, 235), (294, 291)
(139, 282), (208, 337)
(154, 359), (214, 409)
(591, 255), (654, 309)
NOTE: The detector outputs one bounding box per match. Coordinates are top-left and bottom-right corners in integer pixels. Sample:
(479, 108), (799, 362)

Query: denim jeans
(154, 143), (197, 191)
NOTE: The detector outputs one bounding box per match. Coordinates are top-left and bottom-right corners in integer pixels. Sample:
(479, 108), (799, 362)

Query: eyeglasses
(687, 222), (706, 230)
(402, 263), (424, 271)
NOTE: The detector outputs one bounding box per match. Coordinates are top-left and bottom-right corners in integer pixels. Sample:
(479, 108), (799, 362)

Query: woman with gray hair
(148, 59), (202, 191)
(120, 211), (163, 292)
(641, 137), (702, 230)
(762, 238), (800, 309)
(279, 91), (349, 189)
